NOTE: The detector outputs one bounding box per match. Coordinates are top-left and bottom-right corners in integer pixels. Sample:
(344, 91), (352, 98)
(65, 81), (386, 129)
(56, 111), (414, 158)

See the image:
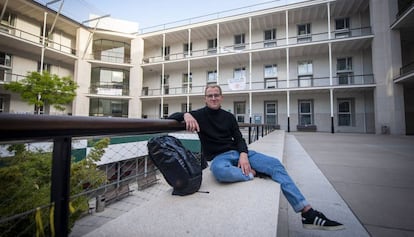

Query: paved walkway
(70, 131), (414, 237)
(291, 132), (414, 237)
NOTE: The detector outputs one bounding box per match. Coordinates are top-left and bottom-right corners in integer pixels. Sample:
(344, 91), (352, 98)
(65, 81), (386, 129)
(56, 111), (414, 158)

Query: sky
(36, 0), (303, 32)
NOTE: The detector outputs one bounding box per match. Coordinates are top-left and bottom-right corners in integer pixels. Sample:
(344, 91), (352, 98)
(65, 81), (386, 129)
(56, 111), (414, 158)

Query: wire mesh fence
(0, 132), (201, 237)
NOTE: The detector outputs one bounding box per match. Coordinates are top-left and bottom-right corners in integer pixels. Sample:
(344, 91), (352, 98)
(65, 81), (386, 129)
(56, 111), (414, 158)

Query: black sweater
(168, 106), (248, 161)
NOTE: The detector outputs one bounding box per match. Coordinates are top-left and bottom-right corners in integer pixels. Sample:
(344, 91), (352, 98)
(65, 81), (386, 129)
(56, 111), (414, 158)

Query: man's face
(204, 87), (222, 110)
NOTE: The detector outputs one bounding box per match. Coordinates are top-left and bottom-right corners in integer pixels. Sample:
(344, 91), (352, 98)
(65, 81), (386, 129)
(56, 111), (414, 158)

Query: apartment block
(0, 0), (413, 135)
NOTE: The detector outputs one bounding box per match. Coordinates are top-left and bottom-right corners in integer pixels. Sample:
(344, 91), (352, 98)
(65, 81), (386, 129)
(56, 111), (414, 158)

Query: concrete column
(370, 0), (405, 134)
(72, 27), (92, 116)
(129, 37), (143, 118)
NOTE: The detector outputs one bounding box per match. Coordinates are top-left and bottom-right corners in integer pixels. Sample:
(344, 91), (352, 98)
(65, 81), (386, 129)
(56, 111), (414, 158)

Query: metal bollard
(96, 195), (106, 212)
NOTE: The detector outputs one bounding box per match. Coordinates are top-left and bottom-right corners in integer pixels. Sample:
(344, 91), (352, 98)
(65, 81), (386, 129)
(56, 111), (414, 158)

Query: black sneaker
(301, 209), (345, 231)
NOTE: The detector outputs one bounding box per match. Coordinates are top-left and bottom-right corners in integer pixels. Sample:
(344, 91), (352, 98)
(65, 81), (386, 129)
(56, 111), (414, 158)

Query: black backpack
(147, 135), (206, 196)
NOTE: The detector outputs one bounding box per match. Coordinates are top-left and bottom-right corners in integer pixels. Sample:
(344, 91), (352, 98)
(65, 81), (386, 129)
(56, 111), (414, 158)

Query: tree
(4, 71), (78, 114)
(0, 138), (109, 236)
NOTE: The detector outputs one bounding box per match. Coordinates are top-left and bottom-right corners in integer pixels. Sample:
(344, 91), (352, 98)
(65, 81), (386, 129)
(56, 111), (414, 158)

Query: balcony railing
(141, 74), (375, 97)
(142, 26), (372, 64)
(0, 114), (275, 237)
(0, 23), (76, 56)
(400, 61), (414, 76)
(89, 83), (130, 96)
(87, 52), (132, 64)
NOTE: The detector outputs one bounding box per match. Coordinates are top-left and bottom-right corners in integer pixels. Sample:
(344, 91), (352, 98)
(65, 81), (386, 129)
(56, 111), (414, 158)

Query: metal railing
(141, 74), (375, 97)
(0, 23), (76, 56)
(141, 26), (372, 64)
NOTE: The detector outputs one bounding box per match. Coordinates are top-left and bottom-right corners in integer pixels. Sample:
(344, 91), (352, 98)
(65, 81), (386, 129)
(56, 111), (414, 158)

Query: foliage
(0, 138), (109, 236)
(4, 71), (78, 112)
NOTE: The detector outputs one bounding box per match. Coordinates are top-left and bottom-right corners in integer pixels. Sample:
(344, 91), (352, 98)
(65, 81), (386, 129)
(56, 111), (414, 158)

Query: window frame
(264, 64), (278, 88)
(160, 74), (170, 95)
(234, 101), (246, 123)
(182, 72), (192, 93)
(297, 61), (313, 87)
(183, 42), (192, 57)
(234, 33), (246, 50)
(298, 100), (314, 126)
(264, 29), (277, 47)
(264, 101), (278, 125)
(207, 38), (218, 54)
(335, 17), (350, 38)
(337, 98), (354, 126)
(161, 46), (170, 60)
(0, 52), (12, 67)
(297, 23), (311, 42)
(207, 70), (217, 84)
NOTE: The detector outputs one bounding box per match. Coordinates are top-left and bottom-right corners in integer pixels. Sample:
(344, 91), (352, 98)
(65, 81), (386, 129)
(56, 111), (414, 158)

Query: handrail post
(51, 137), (72, 237)
(248, 125), (252, 144)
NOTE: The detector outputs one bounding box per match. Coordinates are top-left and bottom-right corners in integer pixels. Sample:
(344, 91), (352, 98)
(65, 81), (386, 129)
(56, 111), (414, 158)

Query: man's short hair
(204, 84), (222, 95)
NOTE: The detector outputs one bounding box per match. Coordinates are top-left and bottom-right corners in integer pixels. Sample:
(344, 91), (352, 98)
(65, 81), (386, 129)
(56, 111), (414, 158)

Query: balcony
(0, 24), (77, 64)
(141, 26), (372, 65)
(89, 83), (130, 96)
(140, 74), (375, 98)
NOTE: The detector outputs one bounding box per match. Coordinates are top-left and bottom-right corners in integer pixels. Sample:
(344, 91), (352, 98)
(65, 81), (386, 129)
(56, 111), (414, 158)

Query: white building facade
(1, 0), (413, 135)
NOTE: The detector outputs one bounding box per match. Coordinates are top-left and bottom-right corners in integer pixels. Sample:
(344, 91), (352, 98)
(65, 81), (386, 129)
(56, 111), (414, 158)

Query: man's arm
(168, 112), (200, 132)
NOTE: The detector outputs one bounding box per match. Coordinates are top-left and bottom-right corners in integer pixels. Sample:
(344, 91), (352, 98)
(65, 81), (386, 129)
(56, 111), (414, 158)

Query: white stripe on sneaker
(313, 217), (326, 226)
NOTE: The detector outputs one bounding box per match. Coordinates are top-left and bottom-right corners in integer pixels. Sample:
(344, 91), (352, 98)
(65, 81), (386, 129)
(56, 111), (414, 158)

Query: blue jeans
(210, 150), (309, 213)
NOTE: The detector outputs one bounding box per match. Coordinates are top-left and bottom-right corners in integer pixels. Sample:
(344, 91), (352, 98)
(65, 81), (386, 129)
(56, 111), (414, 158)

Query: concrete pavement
(70, 131), (414, 236)
(291, 132), (414, 237)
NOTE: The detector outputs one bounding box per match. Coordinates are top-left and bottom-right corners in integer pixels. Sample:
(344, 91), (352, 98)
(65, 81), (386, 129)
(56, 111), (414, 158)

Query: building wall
(1, 0), (410, 134)
(370, 0), (405, 134)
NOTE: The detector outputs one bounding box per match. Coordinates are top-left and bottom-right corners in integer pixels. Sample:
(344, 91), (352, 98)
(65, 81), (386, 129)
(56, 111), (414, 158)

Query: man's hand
(237, 152), (252, 175)
(184, 113), (200, 132)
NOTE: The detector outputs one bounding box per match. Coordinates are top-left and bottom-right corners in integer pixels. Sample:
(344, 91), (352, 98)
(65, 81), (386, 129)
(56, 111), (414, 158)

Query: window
(234, 67), (246, 79)
(337, 57), (352, 71)
(0, 69), (11, 82)
(264, 64), (278, 88)
(34, 102), (45, 115)
(160, 104), (169, 119)
(181, 103), (192, 112)
(89, 98), (129, 117)
(93, 39), (130, 63)
(337, 57), (353, 85)
(161, 46), (170, 60)
(37, 62), (51, 72)
(297, 23), (311, 42)
(207, 70), (217, 84)
(335, 18), (350, 38)
(234, 102), (246, 122)
(91, 68), (129, 96)
(0, 52), (12, 67)
(182, 72), (192, 93)
(0, 94), (10, 113)
(0, 11), (15, 31)
(265, 101), (278, 125)
(298, 61), (313, 87)
(298, 100), (313, 125)
(160, 74), (169, 95)
(142, 87), (148, 96)
(207, 38), (217, 54)
(264, 64), (277, 78)
(264, 29), (277, 47)
(183, 43), (192, 57)
(234, 34), (245, 50)
(338, 99), (354, 126)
